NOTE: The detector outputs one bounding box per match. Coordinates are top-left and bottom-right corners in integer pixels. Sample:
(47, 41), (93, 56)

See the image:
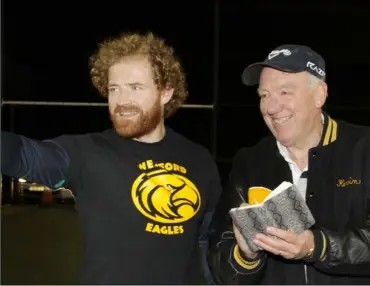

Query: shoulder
(48, 129), (115, 151)
(338, 119), (370, 137)
(166, 127), (215, 162)
(336, 119), (370, 148)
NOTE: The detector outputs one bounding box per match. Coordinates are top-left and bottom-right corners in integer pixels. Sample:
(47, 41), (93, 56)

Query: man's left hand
(253, 227), (314, 260)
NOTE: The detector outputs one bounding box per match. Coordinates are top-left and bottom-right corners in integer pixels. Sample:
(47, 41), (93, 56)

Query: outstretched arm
(2, 131), (78, 189)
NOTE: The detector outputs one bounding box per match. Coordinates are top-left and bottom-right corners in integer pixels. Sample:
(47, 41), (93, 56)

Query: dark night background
(2, 1), (370, 195)
(1, 1), (370, 284)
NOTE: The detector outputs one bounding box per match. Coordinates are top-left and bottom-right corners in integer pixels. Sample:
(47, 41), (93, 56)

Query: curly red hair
(89, 32), (188, 118)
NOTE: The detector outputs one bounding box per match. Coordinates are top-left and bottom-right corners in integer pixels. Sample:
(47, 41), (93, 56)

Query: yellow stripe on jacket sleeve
(319, 231), (328, 261)
(232, 244), (261, 270)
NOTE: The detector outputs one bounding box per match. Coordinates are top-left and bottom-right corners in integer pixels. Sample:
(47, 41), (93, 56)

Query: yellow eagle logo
(131, 169), (201, 224)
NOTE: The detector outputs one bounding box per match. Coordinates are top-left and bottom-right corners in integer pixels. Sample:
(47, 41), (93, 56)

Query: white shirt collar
(276, 113), (324, 170)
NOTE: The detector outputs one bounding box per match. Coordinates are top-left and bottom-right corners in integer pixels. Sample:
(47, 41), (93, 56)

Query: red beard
(110, 97), (162, 139)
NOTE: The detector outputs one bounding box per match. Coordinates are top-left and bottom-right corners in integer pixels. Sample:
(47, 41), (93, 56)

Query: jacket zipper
(304, 264), (308, 284)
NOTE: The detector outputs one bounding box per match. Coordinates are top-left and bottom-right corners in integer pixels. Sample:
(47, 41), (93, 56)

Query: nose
(116, 89), (133, 106)
(264, 95), (283, 115)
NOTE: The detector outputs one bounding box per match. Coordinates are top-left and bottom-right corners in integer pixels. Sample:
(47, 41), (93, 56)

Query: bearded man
(1, 32), (221, 285)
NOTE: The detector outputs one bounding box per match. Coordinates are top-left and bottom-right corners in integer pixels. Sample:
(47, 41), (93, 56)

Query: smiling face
(258, 67), (327, 147)
(108, 56), (172, 139)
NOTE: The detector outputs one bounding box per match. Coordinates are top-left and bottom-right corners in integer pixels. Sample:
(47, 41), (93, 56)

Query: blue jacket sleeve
(1, 131), (79, 189)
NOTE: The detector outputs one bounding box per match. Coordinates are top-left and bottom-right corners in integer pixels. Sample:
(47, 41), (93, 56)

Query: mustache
(114, 105), (141, 114)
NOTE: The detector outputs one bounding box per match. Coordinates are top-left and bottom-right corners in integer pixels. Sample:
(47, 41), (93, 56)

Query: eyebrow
(128, 82), (145, 87)
(279, 84), (296, 90)
(107, 82), (146, 87)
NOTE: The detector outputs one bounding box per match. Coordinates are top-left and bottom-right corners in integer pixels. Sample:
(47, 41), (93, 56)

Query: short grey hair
(308, 73), (322, 89)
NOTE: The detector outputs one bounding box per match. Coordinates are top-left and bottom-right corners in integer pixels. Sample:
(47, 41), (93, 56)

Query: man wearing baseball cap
(207, 45), (370, 284)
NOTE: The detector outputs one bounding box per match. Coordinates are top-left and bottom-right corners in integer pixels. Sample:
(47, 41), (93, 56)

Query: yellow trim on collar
(323, 117), (337, 146)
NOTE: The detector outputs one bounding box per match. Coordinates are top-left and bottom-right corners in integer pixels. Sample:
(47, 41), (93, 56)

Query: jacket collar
(318, 112), (337, 146)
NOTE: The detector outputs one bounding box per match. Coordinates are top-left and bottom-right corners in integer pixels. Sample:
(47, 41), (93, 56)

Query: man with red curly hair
(2, 32), (221, 284)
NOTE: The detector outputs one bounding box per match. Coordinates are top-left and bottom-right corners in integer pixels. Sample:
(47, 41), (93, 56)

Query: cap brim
(241, 62), (305, 86)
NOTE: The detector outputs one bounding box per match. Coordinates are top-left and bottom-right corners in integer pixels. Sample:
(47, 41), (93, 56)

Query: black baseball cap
(242, 45), (326, 86)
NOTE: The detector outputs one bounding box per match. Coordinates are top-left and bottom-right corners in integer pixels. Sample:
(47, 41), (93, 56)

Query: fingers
(232, 225), (307, 260)
(254, 234), (299, 259)
(265, 227), (296, 242)
(254, 233), (290, 253)
(255, 230), (309, 259)
(253, 236), (282, 256)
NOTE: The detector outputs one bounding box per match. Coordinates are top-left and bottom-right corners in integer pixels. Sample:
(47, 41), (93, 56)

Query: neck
(134, 121), (166, 143)
(286, 115), (323, 170)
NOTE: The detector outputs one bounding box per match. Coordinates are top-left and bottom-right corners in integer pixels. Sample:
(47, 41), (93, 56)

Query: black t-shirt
(48, 127), (221, 284)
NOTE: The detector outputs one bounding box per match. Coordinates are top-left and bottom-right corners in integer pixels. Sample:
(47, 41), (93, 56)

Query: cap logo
(307, 61), (326, 78)
(268, 49), (292, 60)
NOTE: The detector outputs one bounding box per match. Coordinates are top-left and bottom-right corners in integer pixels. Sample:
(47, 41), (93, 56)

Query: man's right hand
(233, 223), (259, 259)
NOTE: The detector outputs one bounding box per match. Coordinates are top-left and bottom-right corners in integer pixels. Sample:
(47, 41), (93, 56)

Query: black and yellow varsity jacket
(208, 113), (370, 285)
